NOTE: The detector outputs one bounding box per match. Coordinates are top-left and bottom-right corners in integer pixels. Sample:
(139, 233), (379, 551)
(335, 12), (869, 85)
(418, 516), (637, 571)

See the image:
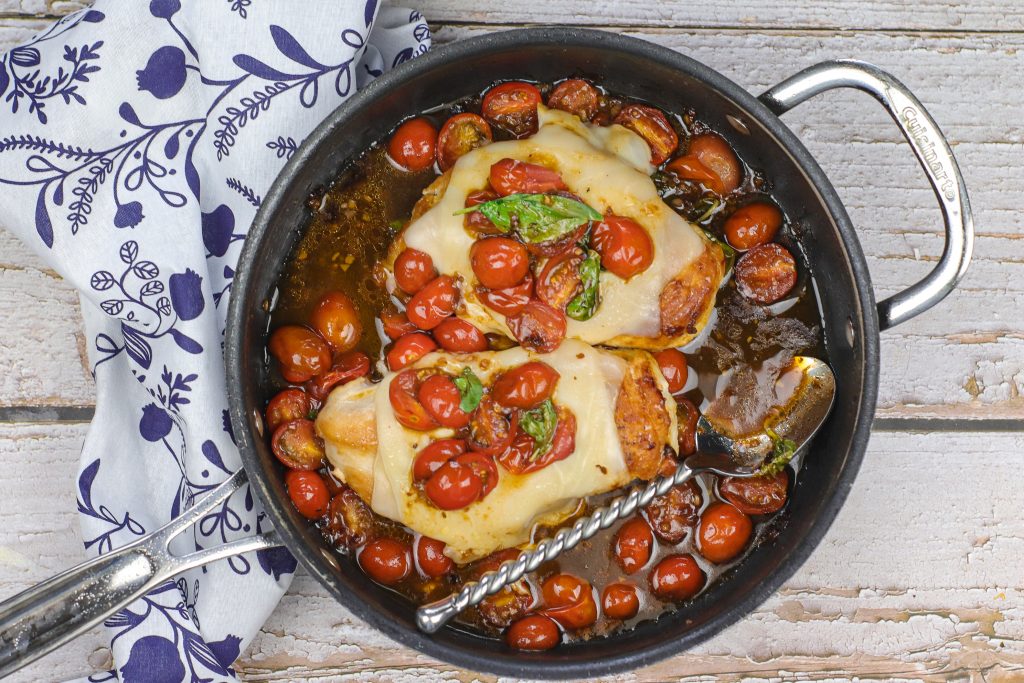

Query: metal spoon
(415, 356), (836, 634)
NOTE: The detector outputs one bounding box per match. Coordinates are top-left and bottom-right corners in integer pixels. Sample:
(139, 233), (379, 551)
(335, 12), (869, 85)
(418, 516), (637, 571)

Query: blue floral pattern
(0, 2), (430, 681)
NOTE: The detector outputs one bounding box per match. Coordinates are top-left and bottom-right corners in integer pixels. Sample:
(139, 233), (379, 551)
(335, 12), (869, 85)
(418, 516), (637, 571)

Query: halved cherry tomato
(602, 583), (640, 620)
(268, 325), (331, 383)
(475, 549), (535, 628)
(506, 614), (561, 651)
(734, 243), (797, 304)
(415, 535), (454, 577)
(677, 397), (700, 456)
(614, 104), (678, 165)
(592, 216), (654, 280)
(457, 451), (499, 498)
(491, 361), (560, 410)
(481, 82), (542, 138)
(536, 248), (584, 311)
(495, 428), (536, 475)
(388, 117), (437, 172)
(649, 554), (705, 600)
(310, 291), (362, 353)
(644, 478), (702, 544)
(547, 79), (600, 121)
(540, 574), (597, 630)
(413, 438), (467, 481)
(489, 158), (567, 197)
(720, 470), (790, 515)
(507, 300), (566, 353)
(471, 237), (530, 290)
(424, 458), (483, 510)
(380, 305), (417, 339)
(689, 133), (742, 194)
(437, 113), (492, 171)
(388, 369), (438, 431)
(653, 348), (688, 394)
(468, 395), (514, 456)
(305, 351), (371, 402)
(406, 275), (459, 330)
(271, 419), (325, 470)
(524, 221), (589, 259)
(417, 373), (471, 429)
(614, 517), (654, 574)
(497, 409), (575, 475)
(324, 487), (375, 548)
(386, 332), (437, 371)
(697, 502), (753, 564)
(433, 317), (488, 352)
(394, 248), (437, 295)
(666, 154), (727, 195)
(464, 189), (501, 235)
(358, 538), (412, 585)
(265, 388), (313, 433)
(476, 273), (534, 317)
(285, 470), (330, 519)
(724, 202), (783, 251)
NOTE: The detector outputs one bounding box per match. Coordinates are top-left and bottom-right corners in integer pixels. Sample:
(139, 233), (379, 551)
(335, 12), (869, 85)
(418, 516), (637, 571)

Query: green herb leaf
(702, 228), (736, 275)
(566, 249), (601, 321)
(388, 219), (404, 232)
(455, 193), (602, 244)
(759, 426), (796, 476)
(452, 368), (484, 413)
(520, 399), (558, 460)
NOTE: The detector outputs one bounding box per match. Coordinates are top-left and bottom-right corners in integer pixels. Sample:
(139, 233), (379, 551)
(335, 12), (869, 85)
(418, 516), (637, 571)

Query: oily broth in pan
(267, 81), (825, 645)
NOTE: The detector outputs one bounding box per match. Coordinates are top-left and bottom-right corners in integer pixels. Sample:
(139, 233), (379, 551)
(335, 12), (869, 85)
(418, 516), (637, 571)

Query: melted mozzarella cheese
(402, 106), (709, 343)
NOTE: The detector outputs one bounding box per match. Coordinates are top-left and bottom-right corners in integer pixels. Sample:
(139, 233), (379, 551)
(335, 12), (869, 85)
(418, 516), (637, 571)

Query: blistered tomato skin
(489, 158), (567, 196)
(271, 419), (325, 471)
(677, 397), (700, 456)
(481, 82), (542, 138)
(653, 348), (688, 394)
(265, 388), (313, 433)
(388, 369), (438, 431)
(477, 273), (534, 317)
(650, 554), (705, 600)
(547, 79), (600, 121)
(540, 574), (598, 629)
(412, 438), (467, 481)
(379, 305), (417, 339)
(468, 396), (514, 456)
(406, 275), (459, 330)
(592, 216), (654, 280)
(324, 488), (375, 548)
(387, 118), (437, 172)
(698, 502), (753, 564)
(310, 291), (362, 353)
(725, 202), (783, 251)
(536, 248), (584, 311)
(415, 536), (455, 577)
(417, 374), (471, 429)
(305, 351), (370, 402)
(506, 614), (561, 651)
(471, 237), (530, 290)
(614, 104), (679, 165)
(720, 470), (790, 515)
(268, 325), (331, 383)
(614, 517), (655, 574)
(284, 470), (330, 519)
(507, 300), (567, 353)
(688, 133), (742, 193)
(358, 538), (412, 585)
(394, 248), (437, 295)
(386, 332), (437, 371)
(437, 113), (493, 171)
(424, 458), (483, 510)
(645, 478), (702, 544)
(433, 317), (488, 352)
(490, 361), (560, 409)
(602, 583), (640, 620)
(735, 243), (798, 304)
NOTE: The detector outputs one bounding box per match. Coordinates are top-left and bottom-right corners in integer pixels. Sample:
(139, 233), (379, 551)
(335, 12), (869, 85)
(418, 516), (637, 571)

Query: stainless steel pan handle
(759, 60), (973, 330)
(0, 469), (281, 678)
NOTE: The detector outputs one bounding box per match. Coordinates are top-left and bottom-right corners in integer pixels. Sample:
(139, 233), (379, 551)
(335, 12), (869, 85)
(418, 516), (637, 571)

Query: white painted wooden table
(1, 1), (1022, 680)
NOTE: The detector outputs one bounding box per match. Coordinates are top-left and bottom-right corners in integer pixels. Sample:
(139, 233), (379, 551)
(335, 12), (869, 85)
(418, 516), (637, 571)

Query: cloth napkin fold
(0, 2), (429, 681)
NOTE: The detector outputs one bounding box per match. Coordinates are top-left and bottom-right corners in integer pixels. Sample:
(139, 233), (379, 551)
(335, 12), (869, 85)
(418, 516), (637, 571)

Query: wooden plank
(3, 424), (1022, 681)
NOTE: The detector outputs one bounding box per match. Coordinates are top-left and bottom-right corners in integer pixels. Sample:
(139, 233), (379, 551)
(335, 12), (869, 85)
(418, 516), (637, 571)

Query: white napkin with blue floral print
(0, 2), (429, 680)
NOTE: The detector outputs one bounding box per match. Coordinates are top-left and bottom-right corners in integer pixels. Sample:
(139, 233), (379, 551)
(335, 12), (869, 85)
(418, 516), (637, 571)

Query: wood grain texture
(2, 424), (1022, 681)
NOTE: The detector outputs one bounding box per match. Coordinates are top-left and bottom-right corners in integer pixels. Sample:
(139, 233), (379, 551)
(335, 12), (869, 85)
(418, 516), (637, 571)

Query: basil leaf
(456, 193), (602, 244)
(566, 249), (601, 321)
(758, 427), (796, 477)
(452, 368), (483, 413)
(519, 399), (557, 460)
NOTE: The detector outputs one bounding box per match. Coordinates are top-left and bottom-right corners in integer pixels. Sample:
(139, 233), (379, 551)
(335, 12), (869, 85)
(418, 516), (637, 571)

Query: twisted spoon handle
(415, 460), (697, 633)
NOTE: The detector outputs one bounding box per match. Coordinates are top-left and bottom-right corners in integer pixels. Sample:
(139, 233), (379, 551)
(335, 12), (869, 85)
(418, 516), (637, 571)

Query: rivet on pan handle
(759, 60), (974, 331)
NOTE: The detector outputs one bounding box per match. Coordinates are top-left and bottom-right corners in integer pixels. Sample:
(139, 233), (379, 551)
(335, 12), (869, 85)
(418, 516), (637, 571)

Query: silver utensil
(415, 356), (836, 634)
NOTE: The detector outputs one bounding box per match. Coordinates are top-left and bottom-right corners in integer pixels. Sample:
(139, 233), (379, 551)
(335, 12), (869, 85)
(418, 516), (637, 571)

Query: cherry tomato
(613, 517), (654, 574)
(547, 79), (600, 121)
(523, 221), (588, 259)
(415, 536), (454, 577)
(644, 479), (702, 544)
(540, 574), (598, 629)
(689, 133), (742, 194)
(471, 237), (530, 290)
(614, 104), (678, 165)
(497, 409), (576, 475)
(489, 158), (567, 197)
(310, 291), (362, 353)
(468, 395), (514, 456)
(724, 202), (783, 251)
(649, 554), (705, 600)
(424, 458), (484, 510)
(358, 538), (412, 585)
(457, 451), (499, 498)
(677, 397), (700, 457)
(268, 325), (331, 383)
(388, 369), (438, 431)
(491, 361), (560, 409)
(437, 113), (492, 171)
(505, 614), (561, 651)
(481, 82), (542, 138)
(495, 428), (536, 475)
(412, 438), (467, 481)
(386, 332), (437, 371)
(476, 273), (534, 317)
(387, 117), (437, 172)
(507, 299), (566, 353)
(653, 348), (688, 394)
(697, 502), (753, 564)
(406, 275), (459, 330)
(476, 549), (535, 628)
(271, 419), (325, 470)
(720, 470), (790, 515)
(433, 317), (488, 352)
(284, 470), (330, 519)
(305, 351), (370, 402)
(536, 248), (584, 311)
(265, 388), (313, 433)
(394, 248), (437, 295)
(602, 583), (640, 620)
(734, 243), (797, 304)
(592, 215), (654, 279)
(324, 487), (376, 548)
(464, 189), (501, 235)
(379, 304), (417, 339)
(665, 154), (728, 195)
(417, 373), (471, 429)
